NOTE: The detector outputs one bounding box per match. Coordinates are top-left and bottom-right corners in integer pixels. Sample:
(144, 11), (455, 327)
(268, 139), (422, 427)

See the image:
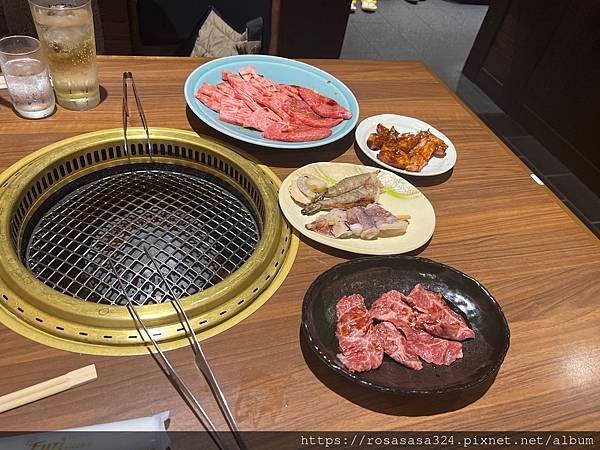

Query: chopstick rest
(0, 364), (97, 414)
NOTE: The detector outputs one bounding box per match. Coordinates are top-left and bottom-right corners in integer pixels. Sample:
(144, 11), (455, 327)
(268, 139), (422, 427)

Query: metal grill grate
(25, 168), (261, 306)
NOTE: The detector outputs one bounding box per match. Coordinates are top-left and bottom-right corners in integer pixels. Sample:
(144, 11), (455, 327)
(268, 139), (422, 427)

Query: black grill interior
(22, 163), (261, 306)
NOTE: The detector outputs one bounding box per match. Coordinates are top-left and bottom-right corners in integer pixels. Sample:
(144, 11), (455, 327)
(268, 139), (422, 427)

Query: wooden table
(0, 56), (599, 432)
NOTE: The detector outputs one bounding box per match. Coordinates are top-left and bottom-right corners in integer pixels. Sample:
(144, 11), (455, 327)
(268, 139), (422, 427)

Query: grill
(0, 128), (298, 355)
(25, 167), (260, 306)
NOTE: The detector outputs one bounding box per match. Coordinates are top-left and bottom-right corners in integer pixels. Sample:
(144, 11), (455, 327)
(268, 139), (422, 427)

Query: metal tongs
(117, 72), (245, 450)
(122, 71), (151, 155)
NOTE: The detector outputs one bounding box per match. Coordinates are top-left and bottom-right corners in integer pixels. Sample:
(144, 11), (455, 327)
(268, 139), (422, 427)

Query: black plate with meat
(301, 256), (510, 395)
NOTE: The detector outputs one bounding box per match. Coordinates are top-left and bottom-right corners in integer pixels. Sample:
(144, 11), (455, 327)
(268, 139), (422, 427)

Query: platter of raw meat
(302, 256), (510, 395)
(279, 162), (435, 255)
(184, 55), (359, 148)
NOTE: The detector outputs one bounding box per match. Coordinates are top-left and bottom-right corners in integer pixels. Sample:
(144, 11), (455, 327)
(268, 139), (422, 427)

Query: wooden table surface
(0, 56), (599, 432)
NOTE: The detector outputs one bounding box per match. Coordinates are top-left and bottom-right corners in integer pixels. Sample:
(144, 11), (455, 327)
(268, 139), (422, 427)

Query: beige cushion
(190, 10), (244, 58)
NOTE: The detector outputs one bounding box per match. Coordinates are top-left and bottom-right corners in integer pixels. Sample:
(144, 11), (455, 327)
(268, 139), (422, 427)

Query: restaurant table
(0, 56), (599, 433)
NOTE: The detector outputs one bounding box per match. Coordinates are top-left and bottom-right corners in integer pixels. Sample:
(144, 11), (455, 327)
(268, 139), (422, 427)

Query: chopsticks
(0, 364), (97, 414)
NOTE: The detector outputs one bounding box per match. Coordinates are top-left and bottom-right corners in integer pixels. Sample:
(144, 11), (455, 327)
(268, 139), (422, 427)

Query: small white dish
(279, 162), (435, 255)
(355, 114), (457, 177)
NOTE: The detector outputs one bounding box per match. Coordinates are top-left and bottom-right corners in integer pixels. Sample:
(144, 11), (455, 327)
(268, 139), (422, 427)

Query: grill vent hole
(238, 299), (244, 305)
(79, 332), (88, 336)
(1, 294), (7, 301)
(219, 310), (227, 316)
(200, 320), (207, 325)
(56, 326), (64, 331)
(17, 307), (24, 313)
(35, 317), (43, 323)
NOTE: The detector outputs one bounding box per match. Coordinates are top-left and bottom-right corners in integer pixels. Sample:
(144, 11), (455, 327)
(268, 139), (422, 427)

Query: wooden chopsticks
(0, 364), (97, 414)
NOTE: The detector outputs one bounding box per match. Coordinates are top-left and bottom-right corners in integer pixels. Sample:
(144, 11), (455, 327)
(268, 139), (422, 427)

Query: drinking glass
(0, 35), (55, 119)
(29, 0), (100, 110)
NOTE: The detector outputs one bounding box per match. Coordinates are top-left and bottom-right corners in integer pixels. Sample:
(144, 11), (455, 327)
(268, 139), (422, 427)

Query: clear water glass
(0, 35), (55, 119)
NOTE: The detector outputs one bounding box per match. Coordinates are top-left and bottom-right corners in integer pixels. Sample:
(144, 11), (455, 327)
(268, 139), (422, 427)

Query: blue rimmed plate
(184, 55), (359, 149)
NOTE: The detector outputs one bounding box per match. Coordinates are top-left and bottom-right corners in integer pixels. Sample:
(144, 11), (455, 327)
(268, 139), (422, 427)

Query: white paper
(63, 410), (170, 432)
(0, 411), (171, 450)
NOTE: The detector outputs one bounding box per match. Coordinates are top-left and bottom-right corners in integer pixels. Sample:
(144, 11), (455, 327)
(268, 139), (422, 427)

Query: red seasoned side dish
(195, 66), (352, 142)
(335, 285), (474, 373)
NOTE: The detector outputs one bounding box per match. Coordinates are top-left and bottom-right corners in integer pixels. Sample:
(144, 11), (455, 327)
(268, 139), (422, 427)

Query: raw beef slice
(294, 85), (352, 120)
(219, 98), (252, 126)
(336, 294), (367, 318)
(407, 284), (475, 341)
(370, 290), (415, 329)
(195, 83), (227, 111)
(263, 121), (332, 142)
(336, 304), (371, 340)
(395, 321), (463, 366)
(337, 328), (383, 373)
(336, 294), (382, 373)
(255, 92), (291, 121)
(283, 97), (343, 128)
(242, 107), (281, 131)
(221, 70), (261, 111)
(372, 322), (422, 370)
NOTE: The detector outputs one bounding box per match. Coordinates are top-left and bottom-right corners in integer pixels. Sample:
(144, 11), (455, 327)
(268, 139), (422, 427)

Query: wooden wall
(463, 0), (600, 192)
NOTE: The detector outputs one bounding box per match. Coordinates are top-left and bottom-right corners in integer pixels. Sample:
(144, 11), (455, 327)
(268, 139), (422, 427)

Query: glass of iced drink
(29, 0), (100, 110)
(0, 35), (55, 119)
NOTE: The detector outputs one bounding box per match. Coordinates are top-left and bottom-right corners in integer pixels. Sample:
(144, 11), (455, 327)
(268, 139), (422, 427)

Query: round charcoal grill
(26, 167), (261, 306)
(0, 128), (298, 355)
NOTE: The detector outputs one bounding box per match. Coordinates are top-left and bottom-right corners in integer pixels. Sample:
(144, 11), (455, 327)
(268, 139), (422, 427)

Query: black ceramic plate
(301, 256), (510, 395)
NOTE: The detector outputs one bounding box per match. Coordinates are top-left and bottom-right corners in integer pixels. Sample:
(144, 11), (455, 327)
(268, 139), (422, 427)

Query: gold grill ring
(0, 128), (298, 355)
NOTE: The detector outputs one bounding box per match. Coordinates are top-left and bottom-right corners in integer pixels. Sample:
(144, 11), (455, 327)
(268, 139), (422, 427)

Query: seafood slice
(301, 184), (380, 215)
(289, 175), (328, 205)
(305, 204), (410, 241)
(347, 207), (379, 240)
(298, 175), (328, 197)
(364, 204), (409, 236)
(305, 209), (352, 238)
(324, 171), (380, 198)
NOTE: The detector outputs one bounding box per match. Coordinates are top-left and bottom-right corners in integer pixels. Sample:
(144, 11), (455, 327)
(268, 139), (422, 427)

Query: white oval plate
(355, 114), (457, 177)
(279, 162), (435, 255)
